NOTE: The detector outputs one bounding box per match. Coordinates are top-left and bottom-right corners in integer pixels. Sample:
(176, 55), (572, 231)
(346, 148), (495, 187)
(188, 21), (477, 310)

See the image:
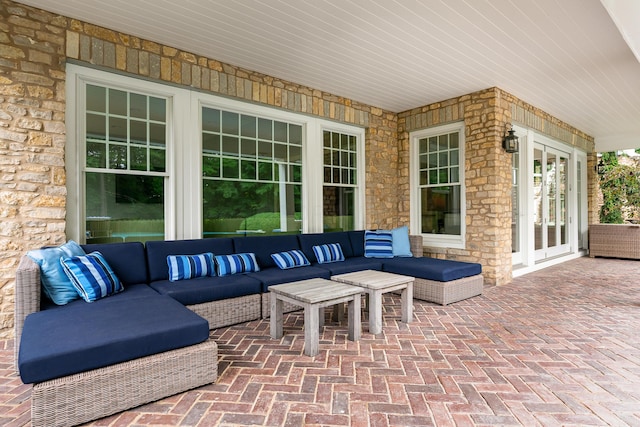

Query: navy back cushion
(81, 242), (148, 286)
(348, 231), (366, 257)
(233, 235), (300, 269)
(146, 238), (234, 282)
(298, 231), (354, 262)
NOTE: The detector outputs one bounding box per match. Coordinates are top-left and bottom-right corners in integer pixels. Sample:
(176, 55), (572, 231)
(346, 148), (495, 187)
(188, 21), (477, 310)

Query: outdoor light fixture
(502, 126), (519, 153)
(596, 158), (605, 175)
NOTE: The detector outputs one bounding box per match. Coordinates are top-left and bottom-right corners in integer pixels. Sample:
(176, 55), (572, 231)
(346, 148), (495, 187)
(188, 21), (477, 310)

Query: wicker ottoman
(413, 274), (484, 305)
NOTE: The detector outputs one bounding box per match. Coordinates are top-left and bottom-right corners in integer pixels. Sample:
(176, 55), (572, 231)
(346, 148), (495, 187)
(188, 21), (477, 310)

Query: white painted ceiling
(17, 0), (640, 152)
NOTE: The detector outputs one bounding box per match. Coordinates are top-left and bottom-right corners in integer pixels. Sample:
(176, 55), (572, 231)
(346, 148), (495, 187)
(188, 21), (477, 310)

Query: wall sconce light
(596, 158), (605, 175)
(502, 127), (519, 153)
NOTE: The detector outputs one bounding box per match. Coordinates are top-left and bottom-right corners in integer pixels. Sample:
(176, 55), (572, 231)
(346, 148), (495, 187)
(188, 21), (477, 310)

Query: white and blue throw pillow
(364, 230), (394, 258)
(271, 250), (311, 269)
(167, 253), (216, 281)
(214, 253), (260, 276)
(312, 243), (345, 264)
(61, 251), (123, 302)
(27, 240), (86, 305)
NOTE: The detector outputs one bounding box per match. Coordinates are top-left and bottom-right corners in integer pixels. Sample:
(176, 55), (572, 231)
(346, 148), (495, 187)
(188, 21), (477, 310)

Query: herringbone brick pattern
(1, 256), (640, 426)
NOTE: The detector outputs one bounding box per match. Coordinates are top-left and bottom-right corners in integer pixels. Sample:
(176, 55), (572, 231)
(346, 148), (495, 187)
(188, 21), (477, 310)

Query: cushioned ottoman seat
(383, 256), (483, 305)
(382, 257), (481, 282)
(19, 293), (210, 384)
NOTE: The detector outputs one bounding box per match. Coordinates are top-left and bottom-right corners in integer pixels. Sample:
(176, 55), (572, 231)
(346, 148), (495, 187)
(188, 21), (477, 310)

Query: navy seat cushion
(233, 235), (300, 269)
(19, 294), (209, 384)
(146, 238), (235, 282)
(316, 256), (384, 275)
(247, 266), (331, 291)
(348, 231), (366, 257)
(382, 257), (482, 282)
(150, 275), (262, 305)
(298, 231), (355, 262)
(82, 242), (148, 286)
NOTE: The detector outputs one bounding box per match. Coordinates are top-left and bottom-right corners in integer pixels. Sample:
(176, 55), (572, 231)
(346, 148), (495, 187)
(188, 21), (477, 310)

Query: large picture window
(201, 107), (303, 236)
(411, 122), (465, 248)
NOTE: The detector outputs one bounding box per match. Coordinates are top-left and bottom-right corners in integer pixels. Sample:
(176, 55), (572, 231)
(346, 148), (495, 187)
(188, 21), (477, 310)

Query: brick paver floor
(1, 256), (639, 426)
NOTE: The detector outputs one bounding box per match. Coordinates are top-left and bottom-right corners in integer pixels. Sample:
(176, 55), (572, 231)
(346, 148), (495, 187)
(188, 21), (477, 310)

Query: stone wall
(398, 88), (595, 286)
(0, 0), (400, 337)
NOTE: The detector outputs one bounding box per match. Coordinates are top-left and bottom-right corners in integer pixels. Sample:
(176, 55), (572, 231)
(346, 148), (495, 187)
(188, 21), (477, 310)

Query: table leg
(319, 306), (325, 329)
(304, 303), (320, 357)
(347, 294), (361, 341)
(270, 293), (283, 339)
(369, 290), (383, 335)
(401, 282), (413, 323)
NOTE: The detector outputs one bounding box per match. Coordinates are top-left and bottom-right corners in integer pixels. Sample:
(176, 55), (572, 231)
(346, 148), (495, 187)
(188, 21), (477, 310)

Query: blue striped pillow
(312, 243), (345, 264)
(214, 253), (260, 276)
(61, 252), (123, 302)
(167, 253), (215, 281)
(271, 250), (310, 269)
(364, 230), (394, 258)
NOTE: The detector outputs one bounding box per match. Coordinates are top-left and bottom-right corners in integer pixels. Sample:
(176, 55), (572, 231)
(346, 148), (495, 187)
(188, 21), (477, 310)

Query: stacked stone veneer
(398, 88), (594, 286)
(0, 0), (595, 337)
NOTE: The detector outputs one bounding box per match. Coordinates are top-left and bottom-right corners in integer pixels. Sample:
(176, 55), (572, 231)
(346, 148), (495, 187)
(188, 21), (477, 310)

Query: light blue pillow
(271, 250), (310, 269)
(313, 243), (345, 264)
(214, 253), (260, 276)
(167, 253), (216, 281)
(61, 251), (123, 302)
(364, 230), (394, 258)
(27, 240), (86, 305)
(391, 226), (413, 257)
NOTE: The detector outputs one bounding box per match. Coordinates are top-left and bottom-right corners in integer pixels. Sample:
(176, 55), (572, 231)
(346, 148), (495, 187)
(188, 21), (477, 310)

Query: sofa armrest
(409, 235), (423, 257)
(15, 255), (41, 372)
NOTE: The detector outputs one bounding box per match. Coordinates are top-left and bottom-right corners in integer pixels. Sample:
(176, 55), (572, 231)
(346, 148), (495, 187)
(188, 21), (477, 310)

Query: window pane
(86, 113), (106, 140)
(86, 84), (106, 112)
(202, 180), (302, 236)
(149, 149), (165, 172)
(221, 111), (239, 134)
(86, 142), (106, 168)
(241, 160), (256, 180)
(323, 186), (354, 232)
(130, 146), (147, 170)
(202, 108), (220, 132)
(203, 133), (220, 154)
(130, 120), (146, 145)
(130, 93), (146, 119)
(258, 118), (272, 139)
(109, 117), (127, 142)
(222, 136), (239, 156)
(222, 158), (238, 179)
(241, 115), (256, 137)
(109, 89), (127, 116)
(109, 144), (127, 169)
(149, 123), (165, 147)
(420, 186), (460, 235)
(258, 162), (272, 180)
(85, 172), (164, 244)
(274, 121), (287, 142)
(241, 138), (256, 158)
(258, 140), (272, 159)
(289, 124), (302, 145)
(149, 97), (165, 122)
(203, 157), (220, 177)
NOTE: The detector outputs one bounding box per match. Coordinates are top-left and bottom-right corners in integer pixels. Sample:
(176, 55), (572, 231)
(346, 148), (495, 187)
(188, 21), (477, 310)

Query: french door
(533, 144), (570, 261)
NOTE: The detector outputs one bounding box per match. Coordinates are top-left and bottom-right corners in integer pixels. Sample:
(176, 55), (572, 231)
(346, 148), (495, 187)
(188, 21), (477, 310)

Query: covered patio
(1, 255), (639, 426)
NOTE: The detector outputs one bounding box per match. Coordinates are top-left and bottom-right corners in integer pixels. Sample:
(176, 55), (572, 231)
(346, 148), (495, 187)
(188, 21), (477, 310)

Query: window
(201, 107), (303, 236)
(322, 130), (358, 231)
(66, 65), (364, 243)
(411, 122), (465, 248)
(82, 83), (168, 243)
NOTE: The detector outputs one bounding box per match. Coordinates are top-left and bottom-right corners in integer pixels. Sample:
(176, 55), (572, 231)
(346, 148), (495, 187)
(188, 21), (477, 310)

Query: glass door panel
(533, 148), (543, 252)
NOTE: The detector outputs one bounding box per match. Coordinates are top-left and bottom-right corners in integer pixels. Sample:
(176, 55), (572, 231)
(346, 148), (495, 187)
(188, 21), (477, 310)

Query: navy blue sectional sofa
(14, 230), (483, 427)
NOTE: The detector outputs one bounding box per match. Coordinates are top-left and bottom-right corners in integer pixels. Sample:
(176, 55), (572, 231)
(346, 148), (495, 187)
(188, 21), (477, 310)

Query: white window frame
(410, 121), (466, 249)
(66, 64), (364, 242)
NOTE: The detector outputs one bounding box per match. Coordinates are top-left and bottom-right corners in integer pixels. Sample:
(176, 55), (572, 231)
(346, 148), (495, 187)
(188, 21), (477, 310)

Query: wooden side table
(332, 270), (414, 335)
(269, 278), (364, 356)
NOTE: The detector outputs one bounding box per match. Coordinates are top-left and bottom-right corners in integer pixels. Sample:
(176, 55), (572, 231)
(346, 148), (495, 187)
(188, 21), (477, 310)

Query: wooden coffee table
(331, 270), (414, 334)
(269, 278), (364, 356)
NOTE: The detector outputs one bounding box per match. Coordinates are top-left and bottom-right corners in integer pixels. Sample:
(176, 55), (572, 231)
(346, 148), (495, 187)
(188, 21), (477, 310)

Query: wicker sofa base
(413, 274), (484, 305)
(188, 294), (262, 329)
(31, 338), (218, 427)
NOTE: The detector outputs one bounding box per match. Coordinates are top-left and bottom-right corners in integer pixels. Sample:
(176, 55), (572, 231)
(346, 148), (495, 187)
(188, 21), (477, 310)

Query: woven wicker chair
(15, 256), (218, 427)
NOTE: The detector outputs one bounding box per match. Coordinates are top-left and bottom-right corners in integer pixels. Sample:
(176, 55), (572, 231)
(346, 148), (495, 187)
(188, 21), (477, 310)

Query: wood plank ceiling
(16, 0), (640, 151)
